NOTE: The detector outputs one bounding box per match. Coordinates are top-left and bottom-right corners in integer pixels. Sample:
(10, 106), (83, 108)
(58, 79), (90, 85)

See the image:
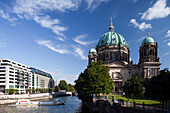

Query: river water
(0, 96), (82, 113)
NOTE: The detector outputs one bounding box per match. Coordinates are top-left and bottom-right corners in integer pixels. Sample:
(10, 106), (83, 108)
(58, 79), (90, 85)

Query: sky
(0, 0), (170, 84)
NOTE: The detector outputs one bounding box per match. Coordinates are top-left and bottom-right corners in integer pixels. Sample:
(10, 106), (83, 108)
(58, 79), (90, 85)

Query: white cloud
(166, 30), (170, 37)
(34, 16), (67, 37)
(141, 0), (170, 20)
(13, 0), (81, 16)
(1, 0), (109, 37)
(56, 37), (65, 42)
(12, 0), (76, 37)
(0, 10), (17, 24)
(35, 39), (88, 61)
(167, 42), (170, 46)
(85, 0), (109, 11)
(164, 51), (170, 56)
(51, 71), (78, 84)
(73, 34), (96, 45)
(35, 40), (70, 54)
(130, 19), (152, 31)
(136, 36), (145, 43)
(74, 47), (88, 60)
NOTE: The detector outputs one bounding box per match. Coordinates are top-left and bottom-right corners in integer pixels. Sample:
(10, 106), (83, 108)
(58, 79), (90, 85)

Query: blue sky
(0, 0), (170, 84)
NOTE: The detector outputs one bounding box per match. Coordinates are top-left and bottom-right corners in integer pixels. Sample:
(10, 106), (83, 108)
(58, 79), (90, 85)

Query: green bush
(15, 89), (19, 94)
(6, 89), (15, 94)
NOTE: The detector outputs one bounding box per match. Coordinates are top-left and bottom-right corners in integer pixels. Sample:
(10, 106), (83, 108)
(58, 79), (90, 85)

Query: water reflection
(0, 96), (82, 113)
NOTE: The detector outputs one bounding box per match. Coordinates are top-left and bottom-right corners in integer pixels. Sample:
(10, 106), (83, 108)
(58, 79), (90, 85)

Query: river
(0, 96), (82, 113)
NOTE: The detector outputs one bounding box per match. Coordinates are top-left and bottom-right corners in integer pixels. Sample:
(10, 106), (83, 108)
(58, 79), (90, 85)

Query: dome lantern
(109, 17), (114, 32)
(89, 46), (97, 53)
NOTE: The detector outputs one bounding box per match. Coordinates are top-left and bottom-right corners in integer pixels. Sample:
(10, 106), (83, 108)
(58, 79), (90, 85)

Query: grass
(109, 95), (161, 105)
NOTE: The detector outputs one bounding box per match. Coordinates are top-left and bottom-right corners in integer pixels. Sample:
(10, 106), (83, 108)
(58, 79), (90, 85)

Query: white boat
(16, 99), (64, 106)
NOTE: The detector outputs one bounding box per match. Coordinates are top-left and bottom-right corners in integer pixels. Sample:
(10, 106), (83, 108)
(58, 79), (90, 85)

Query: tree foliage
(58, 80), (68, 90)
(75, 61), (114, 100)
(67, 84), (75, 92)
(122, 74), (144, 98)
(55, 86), (60, 92)
(145, 68), (170, 106)
(6, 89), (17, 94)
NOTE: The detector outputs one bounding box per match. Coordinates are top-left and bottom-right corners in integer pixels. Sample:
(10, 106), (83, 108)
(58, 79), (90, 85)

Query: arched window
(101, 54), (103, 60)
(103, 53), (105, 61)
(144, 48), (146, 56)
(124, 53), (127, 61)
(101, 40), (104, 46)
(116, 53), (120, 61)
(110, 52), (112, 60)
(150, 49), (153, 55)
(113, 53), (116, 61)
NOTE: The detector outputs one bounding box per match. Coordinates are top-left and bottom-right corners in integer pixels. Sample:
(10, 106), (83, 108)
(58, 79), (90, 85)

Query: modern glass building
(0, 58), (55, 93)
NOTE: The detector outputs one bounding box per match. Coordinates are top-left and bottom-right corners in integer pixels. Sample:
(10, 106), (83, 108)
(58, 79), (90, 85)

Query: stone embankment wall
(0, 93), (50, 99)
(82, 100), (153, 113)
(0, 93), (52, 105)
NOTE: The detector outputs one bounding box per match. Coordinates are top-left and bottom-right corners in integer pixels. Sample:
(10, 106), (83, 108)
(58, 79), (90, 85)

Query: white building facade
(0, 59), (55, 93)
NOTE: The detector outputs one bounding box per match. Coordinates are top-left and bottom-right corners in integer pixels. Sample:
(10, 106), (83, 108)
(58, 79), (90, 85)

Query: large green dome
(96, 31), (129, 49)
(142, 36), (155, 45)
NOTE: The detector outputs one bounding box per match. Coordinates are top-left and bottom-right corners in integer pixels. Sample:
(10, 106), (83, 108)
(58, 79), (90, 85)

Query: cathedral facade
(88, 19), (161, 94)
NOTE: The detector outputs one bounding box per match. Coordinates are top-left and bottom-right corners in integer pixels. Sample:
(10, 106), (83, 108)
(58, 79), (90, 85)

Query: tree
(36, 88), (39, 93)
(55, 86), (60, 92)
(6, 89), (15, 94)
(58, 80), (68, 90)
(32, 87), (35, 93)
(67, 84), (75, 92)
(75, 61), (114, 101)
(122, 74), (144, 98)
(145, 68), (170, 109)
(15, 89), (19, 94)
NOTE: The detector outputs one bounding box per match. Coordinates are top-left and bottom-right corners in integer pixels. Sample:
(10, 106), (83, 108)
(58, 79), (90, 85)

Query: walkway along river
(0, 96), (82, 113)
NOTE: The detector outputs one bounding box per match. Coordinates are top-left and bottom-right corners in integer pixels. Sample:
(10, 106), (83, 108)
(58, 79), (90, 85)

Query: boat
(16, 99), (64, 106)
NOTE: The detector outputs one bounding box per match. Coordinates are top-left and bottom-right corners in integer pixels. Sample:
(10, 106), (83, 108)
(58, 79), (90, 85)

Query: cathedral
(88, 18), (161, 94)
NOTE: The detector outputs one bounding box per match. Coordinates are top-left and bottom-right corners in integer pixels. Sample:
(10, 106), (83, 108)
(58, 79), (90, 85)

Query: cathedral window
(101, 40), (104, 46)
(143, 48), (146, 56)
(146, 69), (148, 77)
(103, 53), (105, 61)
(113, 53), (116, 61)
(101, 54), (103, 60)
(125, 53), (127, 62)
(117, 53), (120, 61)
(110, 52), (112, 60)
(150, 69), (153, 76)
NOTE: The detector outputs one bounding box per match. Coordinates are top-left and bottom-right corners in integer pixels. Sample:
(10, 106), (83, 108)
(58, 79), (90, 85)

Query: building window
(0, 67), (5, 69)
(103, 53), (105, 61)
(150, 69), (153, 76)
(146, 69), (148, 77)
(110, 52), (112, 60)
(124, 53), (127, 62)
(116, 53), (120, 61)
(101, 40), (104, 46)
(40, 79), (45, 88)
(0, 81), (5, 83)
(0, 77), (5, 79)
(113, 53), (116, 61)
(0, 74), (5, 76)
(2, 60), (10, 62)
(0, 70), (5, 72)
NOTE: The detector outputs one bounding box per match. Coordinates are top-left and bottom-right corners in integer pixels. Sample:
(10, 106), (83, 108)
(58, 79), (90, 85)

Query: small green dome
(89, 48), (96, 53)
(96, 31), (129, 49)
(142, 36), (155, 45)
